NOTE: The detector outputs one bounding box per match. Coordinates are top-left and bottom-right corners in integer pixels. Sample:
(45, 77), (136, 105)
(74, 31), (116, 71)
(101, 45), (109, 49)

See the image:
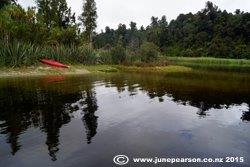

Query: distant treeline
(0, 1), (249, 67)
(95, 2), (250, 59)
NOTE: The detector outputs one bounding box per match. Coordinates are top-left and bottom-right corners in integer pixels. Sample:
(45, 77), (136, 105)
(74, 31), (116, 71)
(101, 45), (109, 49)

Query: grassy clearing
(167, 57), (250, 71)
(0, 65), (90, 78)
(0, 65), (194, 77)
(116, 65), (192, 73)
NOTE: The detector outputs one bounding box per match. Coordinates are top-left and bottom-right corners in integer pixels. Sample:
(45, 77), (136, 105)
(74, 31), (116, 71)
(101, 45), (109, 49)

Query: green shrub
(139, 42), (160, 62)
(163, 45), (183, 57)
(181, 48), (206, 57)
(126, 50), (141, 64)
(48, 27), (79, 46)
(181, 49), (194, 57)
(234, 44), (250, 59)
(110, 45), (127, 64)
(208, 37), (234, 58)
(97, 49), (112, 64)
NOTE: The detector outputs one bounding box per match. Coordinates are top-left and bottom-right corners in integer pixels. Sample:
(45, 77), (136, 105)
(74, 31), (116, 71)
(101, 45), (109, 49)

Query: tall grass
(0, 42), (38, 67)
(167, 57), (250, 71)
(0, 42), (99, 67)
(0, 42), (156, 67)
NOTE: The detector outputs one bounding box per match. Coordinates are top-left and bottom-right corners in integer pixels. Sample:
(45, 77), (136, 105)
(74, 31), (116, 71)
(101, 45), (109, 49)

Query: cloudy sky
(18, 0), (250, 32)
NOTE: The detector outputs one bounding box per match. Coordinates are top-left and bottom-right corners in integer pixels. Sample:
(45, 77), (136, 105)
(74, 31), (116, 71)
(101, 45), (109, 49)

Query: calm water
(0, 71), (250, 167)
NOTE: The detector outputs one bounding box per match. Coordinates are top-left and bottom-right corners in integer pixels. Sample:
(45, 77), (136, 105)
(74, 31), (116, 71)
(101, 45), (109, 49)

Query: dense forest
(95, 2), (250, 59)
(0, 0), (249, 67)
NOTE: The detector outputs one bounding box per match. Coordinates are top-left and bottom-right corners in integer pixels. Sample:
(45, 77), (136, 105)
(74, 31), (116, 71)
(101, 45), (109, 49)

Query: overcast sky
(18, 0), (250, 32)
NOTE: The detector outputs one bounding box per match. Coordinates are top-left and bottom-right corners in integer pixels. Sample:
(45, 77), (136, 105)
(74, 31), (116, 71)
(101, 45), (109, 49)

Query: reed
(167, 57), (250, 71)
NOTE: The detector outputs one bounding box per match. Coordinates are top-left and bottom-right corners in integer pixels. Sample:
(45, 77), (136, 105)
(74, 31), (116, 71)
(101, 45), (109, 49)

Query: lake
(0, 70), (250, 167)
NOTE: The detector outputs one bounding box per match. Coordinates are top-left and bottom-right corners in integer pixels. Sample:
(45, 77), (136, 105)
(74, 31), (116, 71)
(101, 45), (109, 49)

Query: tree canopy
(36, 0), (75, 28)
(94, 1), (250, 58)
(79, 0), (97, 44)
(0, 1), (249, 59)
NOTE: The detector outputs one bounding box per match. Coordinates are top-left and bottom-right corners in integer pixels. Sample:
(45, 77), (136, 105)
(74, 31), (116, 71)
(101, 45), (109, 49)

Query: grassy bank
(0, 65), (194, 78)
(115, 65), (192, 73)
(167, 57), (250, 71)
(0, 42), (250, 76)
(1, 42), (250, 72)
(0, 66), (90, 77)
(1, 63), (250, 79)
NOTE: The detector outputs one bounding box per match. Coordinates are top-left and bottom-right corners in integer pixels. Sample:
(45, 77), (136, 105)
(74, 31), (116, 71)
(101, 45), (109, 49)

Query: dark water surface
(0, 71), (250, 167)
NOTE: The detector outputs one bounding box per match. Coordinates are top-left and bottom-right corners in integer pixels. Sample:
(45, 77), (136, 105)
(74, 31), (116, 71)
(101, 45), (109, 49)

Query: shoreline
(0, 64), (249, 78)
(0, 66), (91, 78)
(0, 65), (193, 78)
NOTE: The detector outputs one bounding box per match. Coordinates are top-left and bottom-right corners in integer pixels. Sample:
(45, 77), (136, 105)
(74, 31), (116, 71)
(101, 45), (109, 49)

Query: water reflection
(241, 110), (250, 122)
(0, 72), (249, 163)
(67, 90), (98, 144)
(196, 102), (208, 118)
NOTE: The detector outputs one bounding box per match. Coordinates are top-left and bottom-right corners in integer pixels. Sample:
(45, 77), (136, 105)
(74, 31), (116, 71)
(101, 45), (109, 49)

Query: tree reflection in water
(0, 72), (249, 161)
(68, 90), (98, 144)
(0, 77), (99, 161)
(241, 107), (250, 122)
(0, 85), (76, 161)
(42, 107), (71, 161)
(196, 102), (207, 118)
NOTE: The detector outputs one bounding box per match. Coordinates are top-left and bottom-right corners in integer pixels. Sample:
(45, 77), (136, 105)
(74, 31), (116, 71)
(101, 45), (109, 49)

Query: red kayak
(40, 59), (69, 68)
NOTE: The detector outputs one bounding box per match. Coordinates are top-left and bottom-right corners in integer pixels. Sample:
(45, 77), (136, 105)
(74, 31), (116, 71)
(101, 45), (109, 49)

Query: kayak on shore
(40, 59), (69, 68)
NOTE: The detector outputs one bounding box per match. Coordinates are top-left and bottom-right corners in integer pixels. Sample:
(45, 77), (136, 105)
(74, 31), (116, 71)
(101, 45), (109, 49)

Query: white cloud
(18, 0), (250, 32)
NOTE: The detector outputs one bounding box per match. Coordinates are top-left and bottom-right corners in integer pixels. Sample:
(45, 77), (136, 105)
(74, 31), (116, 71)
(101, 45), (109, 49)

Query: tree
(128, 22), (139, 50)
(36, 0), (73, 28)
(110, 36), (127, 64)
(150, 16), (159, 27)
(92, 1), (250, 59)
(116, 24), (128, 46)
(0, 0), (9, 9)
(139, 42), (160, 62)
(0, 5), (42, 43)
(79, 0), (97, 45)
(0, 0), (16, 9)
(111, 45), (127, 64)
(129, 21), (137, 31)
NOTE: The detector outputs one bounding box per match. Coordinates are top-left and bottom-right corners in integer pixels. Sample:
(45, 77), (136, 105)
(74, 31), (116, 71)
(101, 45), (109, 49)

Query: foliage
(94, 1), (250, 59)
(167, 57), (250, 71)
(110, 45), (127, 64)
(36, 0), (75, 28)
(208, 37), (234, 58)
(0, 42), (99, 67)
(79, 0), (97, 44)
(139, 42), (160, 62)
(0, 4), (79, 45)
(0, 41), (38, 67)
(233, 44), (250, 59)
(81, 46), (98, 64)
(0, 1), (250, 68)
(47, 26), (79, 46)
(0, 0), (16, 9)
(97, 49), (112, 64)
